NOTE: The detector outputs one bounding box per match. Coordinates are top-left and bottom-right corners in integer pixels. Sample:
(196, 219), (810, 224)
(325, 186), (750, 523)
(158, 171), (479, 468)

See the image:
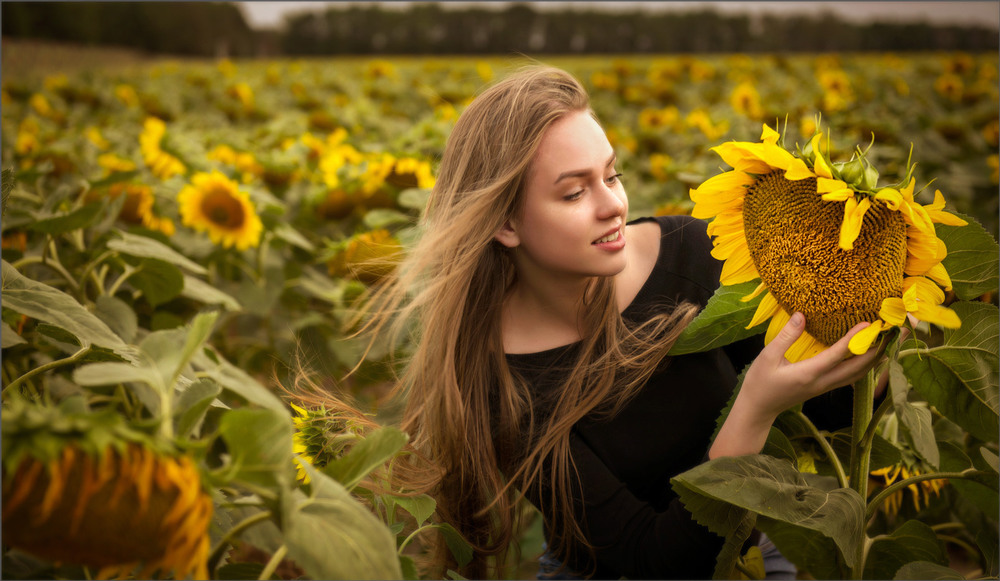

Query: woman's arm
(710, 311), (882, 459)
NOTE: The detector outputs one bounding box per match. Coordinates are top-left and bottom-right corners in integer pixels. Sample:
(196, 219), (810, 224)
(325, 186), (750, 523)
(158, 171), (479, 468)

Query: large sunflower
(177, 170), (263, 251)
(690, 123), (965, 362)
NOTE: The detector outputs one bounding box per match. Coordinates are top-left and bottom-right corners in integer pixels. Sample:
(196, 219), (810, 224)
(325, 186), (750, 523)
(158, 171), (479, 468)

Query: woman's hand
(709, 311), (884, 459)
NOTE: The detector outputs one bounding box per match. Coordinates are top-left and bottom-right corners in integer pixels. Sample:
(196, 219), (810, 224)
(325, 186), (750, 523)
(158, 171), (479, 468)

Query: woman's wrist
(708, 397), (776, 459)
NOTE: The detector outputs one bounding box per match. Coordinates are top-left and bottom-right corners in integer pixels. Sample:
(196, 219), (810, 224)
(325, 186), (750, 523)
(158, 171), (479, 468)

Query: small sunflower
(98, 182), (176, 236)
(689, 122), (965, 362)
(177, 171), (263, 250)
(291, 403), (362, 484)
(730, 81), (765, 120)
(139, 117), (186, 180)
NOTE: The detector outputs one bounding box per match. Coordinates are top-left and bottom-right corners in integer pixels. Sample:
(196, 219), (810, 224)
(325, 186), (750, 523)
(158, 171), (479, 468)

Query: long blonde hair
(358, 65), (698, 578)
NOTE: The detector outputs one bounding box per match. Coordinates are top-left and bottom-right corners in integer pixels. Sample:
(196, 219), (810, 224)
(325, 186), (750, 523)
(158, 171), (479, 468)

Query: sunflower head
(178, 170), (263, 250)
(2, 401), (212, 579)
(326, 229), (404, 284)
(690, 121), (966, 362)
(291, 403), (366, 483)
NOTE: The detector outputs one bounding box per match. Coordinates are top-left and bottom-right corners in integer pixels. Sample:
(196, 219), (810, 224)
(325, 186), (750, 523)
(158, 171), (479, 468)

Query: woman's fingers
(764, 311), (806, 362)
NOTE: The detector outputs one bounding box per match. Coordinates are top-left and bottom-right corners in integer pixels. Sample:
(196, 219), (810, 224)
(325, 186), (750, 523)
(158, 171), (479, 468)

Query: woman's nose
(597, 184), (626, 218)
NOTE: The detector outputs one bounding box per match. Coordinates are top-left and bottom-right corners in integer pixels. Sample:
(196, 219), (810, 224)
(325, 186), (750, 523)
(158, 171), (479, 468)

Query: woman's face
(499, 110), (629, 281)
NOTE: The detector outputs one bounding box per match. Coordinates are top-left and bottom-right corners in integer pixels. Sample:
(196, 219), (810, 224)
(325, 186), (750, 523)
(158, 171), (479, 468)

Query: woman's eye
(606, 172), (623, 185)
(564, 190), (583, 201)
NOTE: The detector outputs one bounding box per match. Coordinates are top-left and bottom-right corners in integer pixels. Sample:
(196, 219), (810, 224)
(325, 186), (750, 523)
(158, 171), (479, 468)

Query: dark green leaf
(435, 522), (474, 567)
(901, 302), (999, 442)
(892, 561), (965, 580)
(937, 213), (999, 300)
(864, 520), (948, 580)
(399, 555), (419, 580)
(669, 281), (764, 355)
(27, 202), (104, 234)
(322, 426), (408, 490)
(939, 441), (999, 517)
(672, 455), (864, 571)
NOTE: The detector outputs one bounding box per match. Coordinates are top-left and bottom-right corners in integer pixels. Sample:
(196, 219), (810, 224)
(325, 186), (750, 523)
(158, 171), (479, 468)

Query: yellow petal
(875, 188), (903, 210)
(764, 306), (791, 345)
(761, 123), (780, 144)
(718, 244), (760, 285)
(784, 158), (815, 181)
(849, 320), (883, 355)
(925, 190), (969, 226)
(913, 303), (962, 329)
(879, 297), (908, 326)
(903, 276), (946, 305)
(839, 196), (871, 251)
(923, 262), (954, 291)
(740, 281), (768, 302)
(813, 152), (833, 180)
(785, 331), (826, 363)
(747, 291), (781, 329)
(821, 189), (854, 202)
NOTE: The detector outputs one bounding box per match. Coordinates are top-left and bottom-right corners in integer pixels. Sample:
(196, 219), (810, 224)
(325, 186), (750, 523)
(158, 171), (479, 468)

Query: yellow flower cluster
(139, 117), (186, 180)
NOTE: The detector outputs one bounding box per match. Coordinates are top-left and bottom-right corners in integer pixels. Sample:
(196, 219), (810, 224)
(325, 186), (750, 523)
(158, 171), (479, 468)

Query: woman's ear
(494, 220), (520, 248)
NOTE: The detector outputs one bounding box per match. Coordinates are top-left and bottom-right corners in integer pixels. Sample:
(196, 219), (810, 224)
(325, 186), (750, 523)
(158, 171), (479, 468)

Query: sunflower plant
(669, 121), (999, 580)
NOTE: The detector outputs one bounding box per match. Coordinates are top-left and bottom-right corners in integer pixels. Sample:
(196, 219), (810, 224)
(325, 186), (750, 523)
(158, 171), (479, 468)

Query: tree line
(2, 1), (997, 57)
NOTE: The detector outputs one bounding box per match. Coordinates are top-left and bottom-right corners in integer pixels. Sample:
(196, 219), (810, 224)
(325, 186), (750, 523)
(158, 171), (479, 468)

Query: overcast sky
(238, 1), (1000, 30)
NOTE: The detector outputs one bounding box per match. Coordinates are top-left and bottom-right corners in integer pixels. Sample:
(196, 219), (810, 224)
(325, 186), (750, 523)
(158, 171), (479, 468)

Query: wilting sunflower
(2, 404), (212, 579)
(689, 122), (965, 362)
(177, 170), (263, 251)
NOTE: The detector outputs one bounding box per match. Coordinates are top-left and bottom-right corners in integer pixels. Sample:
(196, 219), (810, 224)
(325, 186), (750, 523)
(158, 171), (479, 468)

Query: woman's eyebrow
(553, 153), (617, 185)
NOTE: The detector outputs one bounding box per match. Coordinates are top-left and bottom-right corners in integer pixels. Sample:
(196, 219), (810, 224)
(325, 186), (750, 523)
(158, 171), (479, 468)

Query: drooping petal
(718, 243), (760, 285)
(712, 142), (772, 174)
(760, 123), (780, 144)
(923, 262), (954, 291)
(849, 320), (883, 355)
(925, 190), (969, 226)
(747, 291), (781, 329)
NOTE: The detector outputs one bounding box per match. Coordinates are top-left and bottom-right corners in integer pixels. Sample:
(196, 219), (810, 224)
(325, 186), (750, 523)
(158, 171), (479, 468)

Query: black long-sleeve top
(496, 215), (855, 579)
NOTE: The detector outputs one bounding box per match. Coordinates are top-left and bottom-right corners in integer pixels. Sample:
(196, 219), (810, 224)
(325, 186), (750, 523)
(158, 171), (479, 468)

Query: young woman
(359, 64), (884, 579)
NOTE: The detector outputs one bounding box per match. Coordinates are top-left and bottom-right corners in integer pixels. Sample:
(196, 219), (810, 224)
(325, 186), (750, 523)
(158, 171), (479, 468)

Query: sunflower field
(1, 50), (998, 580)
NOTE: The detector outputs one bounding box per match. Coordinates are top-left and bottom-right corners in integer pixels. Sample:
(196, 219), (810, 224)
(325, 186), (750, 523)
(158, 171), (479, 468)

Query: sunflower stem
(2, 345), (90, 398)
(865, 469), (979, 522)
(206, 509), (274, 574)
(796, 409), (848, 488)
(259, 544), (287, 580)
(848, 368), (877, 579)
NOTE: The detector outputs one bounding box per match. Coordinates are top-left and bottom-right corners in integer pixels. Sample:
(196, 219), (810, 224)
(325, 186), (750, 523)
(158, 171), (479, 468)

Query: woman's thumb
(770, 312), (805, 354)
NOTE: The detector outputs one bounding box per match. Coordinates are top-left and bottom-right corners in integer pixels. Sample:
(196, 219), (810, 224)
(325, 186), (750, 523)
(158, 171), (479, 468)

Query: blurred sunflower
(177, 171), (263, 250)
(689, 123), (965, 362)
(85, 126), (111, 151)
(327, 229), (404, 284)
(385, 156), (436, 190)
(139, 117), (186, 180)
(2, 404), (212, 580)
(97, 153), (137, 176)
(934, 73), (964, 102)
(730, 81), (764, 120)
(92, 182), (176, 236)
(207, 144), (264, 184)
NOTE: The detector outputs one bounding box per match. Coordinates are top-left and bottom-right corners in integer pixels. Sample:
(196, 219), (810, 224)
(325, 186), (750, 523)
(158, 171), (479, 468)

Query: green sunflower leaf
(900, 301), (999, 442)
(27, 201), (104, 235)
(130, 258), (184, 308)
(180, 274), (241, 310)
(937, 212), (999, 300)
(669, 281), (764, 355)
(1, 260), (133, 358)
(107, 230), (208, 275)
(892, 562), (965, 580)
(863, 520), (948, 580)
(192, 345), (287, 413)
(671, 454), (862, 579)
(1, 321), (27, 348)
(939, 441), (999, 518)
(321, 425), (408, 491)
(218, 407), (294, 490)
(282, 463), (402, 580)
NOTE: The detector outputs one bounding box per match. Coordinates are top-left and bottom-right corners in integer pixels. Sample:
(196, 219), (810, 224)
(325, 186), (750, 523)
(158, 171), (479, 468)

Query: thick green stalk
(849, 369), (877, 580)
